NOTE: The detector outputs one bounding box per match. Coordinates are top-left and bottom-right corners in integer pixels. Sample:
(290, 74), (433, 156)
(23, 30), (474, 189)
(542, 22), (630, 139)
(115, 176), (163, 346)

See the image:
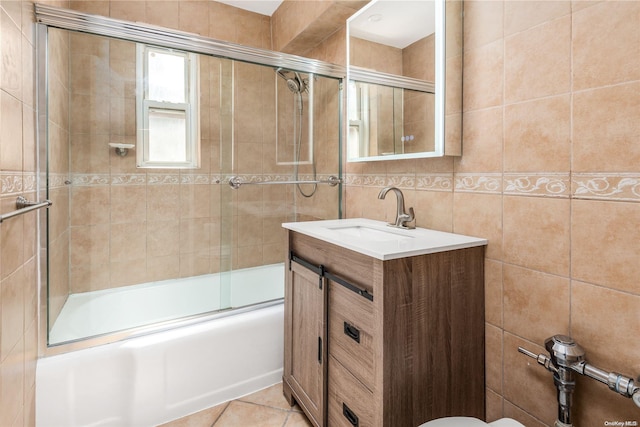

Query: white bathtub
(49, 263), (285, 344)
(37, 265), (286, 427)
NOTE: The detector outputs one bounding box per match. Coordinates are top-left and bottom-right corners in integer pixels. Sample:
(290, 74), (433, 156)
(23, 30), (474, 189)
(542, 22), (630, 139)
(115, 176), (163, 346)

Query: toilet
(420, 417), (525, 427)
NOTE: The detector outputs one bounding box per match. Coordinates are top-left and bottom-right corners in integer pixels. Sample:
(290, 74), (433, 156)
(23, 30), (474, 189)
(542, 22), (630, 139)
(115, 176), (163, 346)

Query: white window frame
(136, 44), (200, 168)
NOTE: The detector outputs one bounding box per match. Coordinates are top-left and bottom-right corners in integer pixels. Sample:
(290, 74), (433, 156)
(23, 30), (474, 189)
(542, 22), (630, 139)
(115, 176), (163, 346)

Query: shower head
(275, 68), (307, 93)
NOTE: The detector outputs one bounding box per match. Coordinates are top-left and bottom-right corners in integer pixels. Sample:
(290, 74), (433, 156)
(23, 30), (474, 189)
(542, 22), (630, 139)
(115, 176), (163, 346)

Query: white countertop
(282, 218), (487, 261)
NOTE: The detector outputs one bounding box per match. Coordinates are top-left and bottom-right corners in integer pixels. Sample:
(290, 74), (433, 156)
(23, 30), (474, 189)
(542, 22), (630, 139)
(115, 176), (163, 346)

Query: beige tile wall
(0, 1), (38, 425)
(345, 1), (640, 425)
(57, 1), (340, 298)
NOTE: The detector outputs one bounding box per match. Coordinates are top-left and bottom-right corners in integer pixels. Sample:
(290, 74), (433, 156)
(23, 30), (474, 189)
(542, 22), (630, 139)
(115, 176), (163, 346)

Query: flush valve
(519, 334), (640, 427)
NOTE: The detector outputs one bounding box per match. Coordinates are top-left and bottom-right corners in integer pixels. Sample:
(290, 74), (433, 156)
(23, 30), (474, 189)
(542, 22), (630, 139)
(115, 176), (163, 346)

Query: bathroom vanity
(282, 219), (488, 427)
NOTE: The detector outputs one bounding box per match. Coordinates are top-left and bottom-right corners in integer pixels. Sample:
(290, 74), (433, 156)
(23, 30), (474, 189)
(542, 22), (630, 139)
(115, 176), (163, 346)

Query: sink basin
(282, 218), (487, 261)
(325, 224), (414, 242)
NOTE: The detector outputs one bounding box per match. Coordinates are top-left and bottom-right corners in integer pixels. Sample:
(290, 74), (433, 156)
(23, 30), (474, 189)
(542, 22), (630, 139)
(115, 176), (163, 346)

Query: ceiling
(213, 0), (434, 50)
(215, 0), (284, 16)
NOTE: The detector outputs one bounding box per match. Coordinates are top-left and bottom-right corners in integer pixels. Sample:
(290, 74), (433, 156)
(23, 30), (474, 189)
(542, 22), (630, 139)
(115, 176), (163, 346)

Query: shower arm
(228, 175), (341, 190)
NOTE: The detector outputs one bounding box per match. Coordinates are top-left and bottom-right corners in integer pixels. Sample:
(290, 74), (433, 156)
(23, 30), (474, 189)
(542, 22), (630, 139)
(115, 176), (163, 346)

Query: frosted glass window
(148, 51), (186, 103)
(136, 44), (200, 168)
(148, 109), (187, 162)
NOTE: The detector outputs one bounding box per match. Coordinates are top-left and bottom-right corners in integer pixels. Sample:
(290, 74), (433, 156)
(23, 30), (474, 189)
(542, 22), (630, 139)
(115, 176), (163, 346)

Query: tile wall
(344, 1), (640, 425)
(0, 1), (38, 425)
(3, 1), (637, 426)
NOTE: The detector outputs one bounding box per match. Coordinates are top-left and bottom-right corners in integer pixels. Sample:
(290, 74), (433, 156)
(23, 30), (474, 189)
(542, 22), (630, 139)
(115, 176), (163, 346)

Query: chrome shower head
(275, 68), (306, 93)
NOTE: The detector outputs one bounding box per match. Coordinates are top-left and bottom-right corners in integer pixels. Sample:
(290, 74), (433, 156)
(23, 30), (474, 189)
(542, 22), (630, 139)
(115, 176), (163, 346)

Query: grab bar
(0, 196), (52, 223)
(228, 175), (341, 190)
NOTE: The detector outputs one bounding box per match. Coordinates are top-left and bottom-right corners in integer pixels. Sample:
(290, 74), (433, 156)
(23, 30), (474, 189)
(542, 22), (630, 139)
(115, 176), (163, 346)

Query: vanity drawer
(328, 356), (375, 427)
(328, 279), (375, 390)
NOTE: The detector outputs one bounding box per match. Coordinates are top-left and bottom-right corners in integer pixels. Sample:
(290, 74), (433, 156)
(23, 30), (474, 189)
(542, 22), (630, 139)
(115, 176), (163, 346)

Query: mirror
(346, 0), (462, 161)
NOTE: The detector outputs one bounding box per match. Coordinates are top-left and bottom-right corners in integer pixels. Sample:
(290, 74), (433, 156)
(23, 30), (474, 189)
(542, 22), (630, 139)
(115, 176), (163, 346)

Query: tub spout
(377, 187), (415, 229)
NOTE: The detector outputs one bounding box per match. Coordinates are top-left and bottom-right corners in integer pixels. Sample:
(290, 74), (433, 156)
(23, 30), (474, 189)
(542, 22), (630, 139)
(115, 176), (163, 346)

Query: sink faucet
(377, 187), (415, 229)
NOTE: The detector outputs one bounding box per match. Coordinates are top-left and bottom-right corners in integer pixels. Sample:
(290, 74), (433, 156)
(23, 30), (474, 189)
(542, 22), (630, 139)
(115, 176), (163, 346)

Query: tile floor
(158, 383), (313, 427)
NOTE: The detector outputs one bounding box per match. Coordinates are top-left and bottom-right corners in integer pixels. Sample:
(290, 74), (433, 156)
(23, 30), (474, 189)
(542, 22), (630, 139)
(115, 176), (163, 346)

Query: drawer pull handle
(344, 322), (361, 343)
(342, 403), (359, 426)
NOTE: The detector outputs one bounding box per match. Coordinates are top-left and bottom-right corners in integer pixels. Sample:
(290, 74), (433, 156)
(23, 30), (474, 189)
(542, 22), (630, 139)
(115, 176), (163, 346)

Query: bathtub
(36, 265), (286, 427)
(49, 263), (285, 344)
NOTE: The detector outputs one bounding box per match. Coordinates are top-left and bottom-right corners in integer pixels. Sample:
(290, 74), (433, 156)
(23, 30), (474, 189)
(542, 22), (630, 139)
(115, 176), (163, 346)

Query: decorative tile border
(28, 171), (640, 203)
(0, 172), (39, 195)
(345, 172), (640, 203)
(573, 173), (640, 202)
(1, 172), (23, 195)
(455, 173), (502, 194)
(503, 173), (570, 198)
(416, 173), (453, 191)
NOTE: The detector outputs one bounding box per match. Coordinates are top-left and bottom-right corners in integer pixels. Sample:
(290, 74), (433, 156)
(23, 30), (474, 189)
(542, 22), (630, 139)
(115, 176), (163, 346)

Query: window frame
(136, 44), (200, 168)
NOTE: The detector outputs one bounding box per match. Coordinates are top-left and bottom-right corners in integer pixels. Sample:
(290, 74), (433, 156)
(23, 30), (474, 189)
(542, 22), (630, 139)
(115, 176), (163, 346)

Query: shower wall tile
(146, 2), (179, 31)
(147, 184), (181, 221)
(147, 220), (180, 257)
(0, 91), (24, 171)
(147, 255), (180, 282)
(109, 1), (146, 23)
(70, 186), (110, 226)
(179, 1), (209, 37)
(1, 197), (24, 279)
(111, 258), (148, 288)
(179, 250), (210, 278)
(572, 1), (640, 91)
(70, 261), (109, 294)
(69, 1), (109, 16)
(1, 8), (23, 99)
(179, 218), (211, 253)
(70, 224), (110, 266)
(110, 221), (147, 263)
(111, 185), (146, 223)
(1, 266), (25, 360)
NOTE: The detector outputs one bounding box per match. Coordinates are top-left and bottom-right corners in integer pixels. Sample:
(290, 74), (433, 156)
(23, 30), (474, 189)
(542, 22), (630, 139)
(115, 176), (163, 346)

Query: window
(136, 44), (200, 168)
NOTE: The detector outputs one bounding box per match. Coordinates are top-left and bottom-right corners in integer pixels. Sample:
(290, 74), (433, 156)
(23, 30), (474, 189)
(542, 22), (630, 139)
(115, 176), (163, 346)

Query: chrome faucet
(377, 186), (415, 229)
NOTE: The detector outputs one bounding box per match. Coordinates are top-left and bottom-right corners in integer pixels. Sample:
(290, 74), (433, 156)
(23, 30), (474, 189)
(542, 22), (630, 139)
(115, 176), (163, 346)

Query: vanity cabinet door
(284, 260), (327, 427)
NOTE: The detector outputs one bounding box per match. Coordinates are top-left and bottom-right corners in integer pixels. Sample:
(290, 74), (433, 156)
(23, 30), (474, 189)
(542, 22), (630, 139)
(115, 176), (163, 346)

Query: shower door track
(34, 3), (346, 79)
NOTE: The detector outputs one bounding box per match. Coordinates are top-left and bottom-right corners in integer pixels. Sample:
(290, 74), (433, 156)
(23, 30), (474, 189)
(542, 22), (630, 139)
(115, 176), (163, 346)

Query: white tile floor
(158, 383), (313, 427)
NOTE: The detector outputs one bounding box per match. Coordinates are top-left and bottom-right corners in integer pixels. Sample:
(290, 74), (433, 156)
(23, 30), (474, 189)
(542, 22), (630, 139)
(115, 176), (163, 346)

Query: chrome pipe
(228, 175), (341, 190)
(0, 196), (52, 223)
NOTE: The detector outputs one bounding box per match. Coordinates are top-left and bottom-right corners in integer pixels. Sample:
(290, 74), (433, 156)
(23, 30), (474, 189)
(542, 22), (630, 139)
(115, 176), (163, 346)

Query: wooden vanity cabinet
(283, 230), (486, 427)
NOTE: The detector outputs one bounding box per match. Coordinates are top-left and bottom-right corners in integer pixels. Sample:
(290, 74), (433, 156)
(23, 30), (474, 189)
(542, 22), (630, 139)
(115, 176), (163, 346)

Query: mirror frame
(346, 0), (448, 162)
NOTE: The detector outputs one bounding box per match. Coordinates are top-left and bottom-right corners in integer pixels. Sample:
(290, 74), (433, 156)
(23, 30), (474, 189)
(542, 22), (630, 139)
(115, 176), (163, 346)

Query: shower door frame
(35, 4), (347, 356)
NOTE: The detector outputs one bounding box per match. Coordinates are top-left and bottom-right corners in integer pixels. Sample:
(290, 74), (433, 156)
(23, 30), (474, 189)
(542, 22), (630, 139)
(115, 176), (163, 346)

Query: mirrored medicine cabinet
(346, 0), (463, 161)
